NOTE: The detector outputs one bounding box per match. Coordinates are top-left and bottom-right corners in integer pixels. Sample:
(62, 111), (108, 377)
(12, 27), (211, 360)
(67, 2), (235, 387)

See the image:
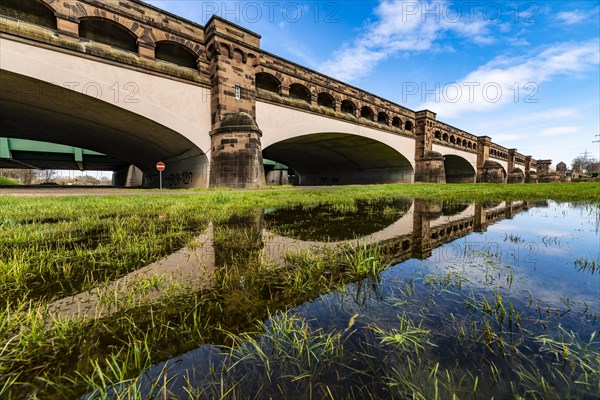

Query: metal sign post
(156, 162), (166, 189)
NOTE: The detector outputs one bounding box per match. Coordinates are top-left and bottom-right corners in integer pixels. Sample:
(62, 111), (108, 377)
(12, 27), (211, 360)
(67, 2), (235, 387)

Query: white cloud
(538, 126), (581, 137)
(556, 10), (587, 25)
(319, 0), (493, 82)
(423, 40), (600, 117)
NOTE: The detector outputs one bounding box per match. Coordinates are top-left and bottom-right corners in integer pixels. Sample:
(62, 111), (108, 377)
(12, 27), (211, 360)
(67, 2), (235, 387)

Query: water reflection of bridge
(48, 199), (538, 319)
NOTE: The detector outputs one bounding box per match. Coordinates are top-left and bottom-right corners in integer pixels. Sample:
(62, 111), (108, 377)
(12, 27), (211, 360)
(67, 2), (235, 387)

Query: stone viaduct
(0, 0), (557, 188)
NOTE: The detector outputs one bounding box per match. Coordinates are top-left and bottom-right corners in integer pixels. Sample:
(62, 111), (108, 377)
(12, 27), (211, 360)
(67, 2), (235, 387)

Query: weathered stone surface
(507, 168), (525, 184)
(481, 160), (506, 183)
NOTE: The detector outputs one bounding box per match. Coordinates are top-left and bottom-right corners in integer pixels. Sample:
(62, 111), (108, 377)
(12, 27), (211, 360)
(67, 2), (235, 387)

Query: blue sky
(148, 0), (600, 166)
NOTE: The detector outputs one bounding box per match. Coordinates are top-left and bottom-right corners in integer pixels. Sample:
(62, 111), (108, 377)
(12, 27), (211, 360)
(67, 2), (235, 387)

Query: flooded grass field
(0, 183), (599, 399)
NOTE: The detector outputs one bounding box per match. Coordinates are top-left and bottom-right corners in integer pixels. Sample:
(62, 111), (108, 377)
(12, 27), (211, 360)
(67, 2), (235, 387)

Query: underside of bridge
(263, 133), (414, 185)
(0, 71), (208, 187)
(444, 155), (476, 183)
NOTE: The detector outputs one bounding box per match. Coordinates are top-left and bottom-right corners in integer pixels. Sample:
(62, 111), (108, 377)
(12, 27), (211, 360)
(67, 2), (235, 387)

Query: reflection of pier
(48, 200), (535, 319)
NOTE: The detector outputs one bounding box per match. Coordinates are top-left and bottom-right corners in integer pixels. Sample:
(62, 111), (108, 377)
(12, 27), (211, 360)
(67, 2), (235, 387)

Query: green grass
(0, 176), (19, 186)
(0, 182), (598, 398)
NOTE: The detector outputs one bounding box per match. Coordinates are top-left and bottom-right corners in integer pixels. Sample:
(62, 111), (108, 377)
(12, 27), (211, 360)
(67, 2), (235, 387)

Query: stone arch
(377, 112), (389, 125)
(317, 92), (335, 109)
(434, 130), (442, 140)
(79, 17), (139, 53)
(404, 120), (414, 132)
(341, 100), (356, 115)
(450, 135), (456, 144)
(442, 133), (449, 142)
(289, 83), (311, 104)
(360, 106), (374, 121)
(232, 48), (245, 63)
(256, 72), (280, 94)
(392, 116), (402, 128)
(263, 132), (414, 185)
(462, 139), (468, 147)
(155, 41), (198, 69)
(0, 0), (57, 30)
(444, 155), (476, 183)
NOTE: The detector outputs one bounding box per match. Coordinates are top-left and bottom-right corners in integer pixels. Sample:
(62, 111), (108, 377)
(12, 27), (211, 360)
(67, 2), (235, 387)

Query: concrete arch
(0, 37), (211, 185)
(257, 102), (416, 185)
(443, 155), (476, 183)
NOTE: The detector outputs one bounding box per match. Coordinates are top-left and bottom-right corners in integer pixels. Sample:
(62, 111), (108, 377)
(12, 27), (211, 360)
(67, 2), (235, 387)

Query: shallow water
(129, 200), (599, 399)
(6, 198), (599, 399)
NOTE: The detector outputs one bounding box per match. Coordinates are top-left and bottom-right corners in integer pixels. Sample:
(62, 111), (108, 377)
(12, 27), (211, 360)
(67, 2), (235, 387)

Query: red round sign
(156, 162), (166, 172)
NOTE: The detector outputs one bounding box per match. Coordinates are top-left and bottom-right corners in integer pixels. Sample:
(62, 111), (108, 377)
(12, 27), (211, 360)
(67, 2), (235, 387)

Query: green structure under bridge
(0, 137), (129, 172)
(0, 137), (291, 186)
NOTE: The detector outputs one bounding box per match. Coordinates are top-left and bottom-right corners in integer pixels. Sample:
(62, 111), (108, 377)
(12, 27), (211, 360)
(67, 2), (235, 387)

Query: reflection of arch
(265, 198), (414, 242)
(263, 132), (414, 185)
(341, 100), (356, 115)
(444, 155), (476, 183)
(0, 0), (57, 29)
(79, 17), (138, 53)
(392, 117), (402, 128)
(317, 93), (335, 109)
(360, 106), (374, 121)
(289, 83), (311, 103)
(256, 72), (280, 94)
(155, 41), (198, 69)
(377, 112), (389, 125)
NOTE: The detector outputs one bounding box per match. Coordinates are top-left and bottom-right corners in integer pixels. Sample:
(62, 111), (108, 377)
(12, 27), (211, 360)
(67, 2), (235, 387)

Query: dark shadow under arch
(256, 72), (280, 94)
(263, 132), (414, 185)
(0, 70), (206, 173)
(289, 83), (311, 103)
(155, 41), (198, 69)
(444, 155), (476, 183)
(79, 17), (138, 53)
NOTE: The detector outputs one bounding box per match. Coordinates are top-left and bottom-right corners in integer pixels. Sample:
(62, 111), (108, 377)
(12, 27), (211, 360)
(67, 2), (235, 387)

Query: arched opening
(0, 70), (208, 188)
(442, 133), (449, 142)
(317, 93), (335, 109)
(256, 72), (280, 94)
(79, 18), (138, 53)
(341, 100), (356, 115)
(444, 155), (476, 183)
(263, 133), (414, 186)
(473, 144), (477, 151)
(155, 41), (198, 69)
(404, 120), (414, 131)
(392, 117), (402, 128)
(450, 136), (456, 144)
(360, 106), (374, 121)
(0, 0), (56, 30)
(377, 112), (389, 125)
(434, 131), (442, 140)
(462, 139), (468, 147)
(467, 142), (473, 149)
(289, 83), (311, 104)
